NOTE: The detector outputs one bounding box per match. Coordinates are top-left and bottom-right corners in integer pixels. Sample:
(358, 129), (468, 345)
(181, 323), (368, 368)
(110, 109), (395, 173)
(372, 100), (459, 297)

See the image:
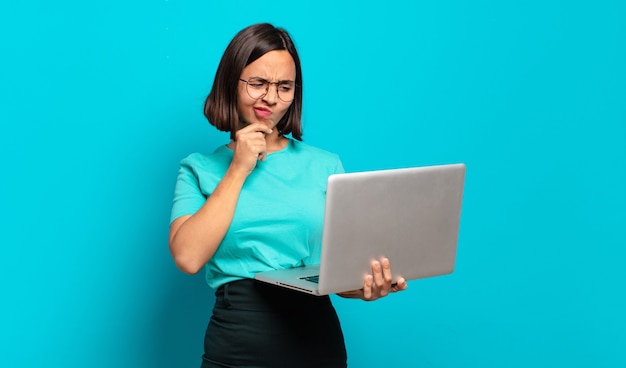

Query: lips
(254, 107), (271, 119)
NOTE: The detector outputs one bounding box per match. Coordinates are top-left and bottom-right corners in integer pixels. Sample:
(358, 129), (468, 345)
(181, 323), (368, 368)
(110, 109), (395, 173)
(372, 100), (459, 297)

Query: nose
(262, 83), (279, 104)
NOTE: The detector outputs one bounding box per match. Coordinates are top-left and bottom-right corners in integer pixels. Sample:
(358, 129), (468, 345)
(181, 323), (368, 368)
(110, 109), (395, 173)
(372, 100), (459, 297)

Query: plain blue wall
(2, 1), (625, 367)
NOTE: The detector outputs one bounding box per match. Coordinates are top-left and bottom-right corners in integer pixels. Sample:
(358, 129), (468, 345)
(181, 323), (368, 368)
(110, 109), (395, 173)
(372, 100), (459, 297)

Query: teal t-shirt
(170, 139), (344, 289)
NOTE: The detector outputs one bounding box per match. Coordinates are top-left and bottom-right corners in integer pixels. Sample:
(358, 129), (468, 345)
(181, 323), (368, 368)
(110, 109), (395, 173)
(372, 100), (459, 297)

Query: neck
(265, 130), (287, 153)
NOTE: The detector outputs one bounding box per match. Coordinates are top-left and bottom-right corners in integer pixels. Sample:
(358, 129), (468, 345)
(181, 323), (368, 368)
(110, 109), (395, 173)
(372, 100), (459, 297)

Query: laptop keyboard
(300, 275), (319, 283)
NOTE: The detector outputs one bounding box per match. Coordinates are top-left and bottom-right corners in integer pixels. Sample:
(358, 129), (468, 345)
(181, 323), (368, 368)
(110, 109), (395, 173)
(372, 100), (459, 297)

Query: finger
(238, 123), (273, 135)
(234, 128), (272, 149)
(381, 258), (393, 284)
(238, 136), (266, 156)
(378, 258), (393, 296)
(255, 139), (268, 161)
(243, 131), (269, 154)
(236, 132), (269, 147)
(389, 277), (408, 292)
(371, 260), (390, 297)
(396, 277), (408, 291)
(229, 140), (265, 173)
(363, 275), (373, 300)
(371, 260), (384, 288)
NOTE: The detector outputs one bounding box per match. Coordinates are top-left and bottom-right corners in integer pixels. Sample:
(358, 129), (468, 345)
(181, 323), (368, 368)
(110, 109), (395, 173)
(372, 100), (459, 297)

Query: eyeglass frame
(239, 77), (297, 102)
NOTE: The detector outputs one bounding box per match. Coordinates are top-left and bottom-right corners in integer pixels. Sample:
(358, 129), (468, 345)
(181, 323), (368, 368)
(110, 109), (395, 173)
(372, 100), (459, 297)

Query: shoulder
(288, 139), (344, 174)
(179, 145), (232, 172)
(290, 139), (340, 161)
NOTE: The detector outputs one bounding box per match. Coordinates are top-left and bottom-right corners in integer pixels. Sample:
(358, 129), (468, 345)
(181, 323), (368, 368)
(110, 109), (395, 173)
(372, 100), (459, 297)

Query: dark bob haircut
(204, 23), (303, 141)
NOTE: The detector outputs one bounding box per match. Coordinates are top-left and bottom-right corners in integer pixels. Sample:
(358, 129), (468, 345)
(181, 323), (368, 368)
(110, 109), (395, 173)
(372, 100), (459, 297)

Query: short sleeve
(334, 157), (345, 175)
(170, 159), (206, 224)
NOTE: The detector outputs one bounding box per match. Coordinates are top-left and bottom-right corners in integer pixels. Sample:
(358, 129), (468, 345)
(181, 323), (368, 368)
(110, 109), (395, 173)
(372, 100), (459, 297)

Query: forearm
(169, 166), (248, 274)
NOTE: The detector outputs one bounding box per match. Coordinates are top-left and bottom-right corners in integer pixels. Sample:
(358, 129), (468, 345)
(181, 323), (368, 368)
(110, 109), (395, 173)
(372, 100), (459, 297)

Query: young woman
(169, 23), (407, 367)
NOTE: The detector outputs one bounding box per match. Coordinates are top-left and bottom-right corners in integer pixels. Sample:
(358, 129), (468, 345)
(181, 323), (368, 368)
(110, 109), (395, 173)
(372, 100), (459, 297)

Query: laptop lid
(316, 163), (466, 295)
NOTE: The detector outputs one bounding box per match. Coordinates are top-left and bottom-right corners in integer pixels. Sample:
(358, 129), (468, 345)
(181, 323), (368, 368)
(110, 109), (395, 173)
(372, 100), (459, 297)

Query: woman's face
(237, 50), (296, 131)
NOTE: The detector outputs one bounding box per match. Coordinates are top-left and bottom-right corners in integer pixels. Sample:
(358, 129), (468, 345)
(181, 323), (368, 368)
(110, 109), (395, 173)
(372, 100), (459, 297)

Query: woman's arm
(169, 168), (248, 274)
(169, 123), (273, 274)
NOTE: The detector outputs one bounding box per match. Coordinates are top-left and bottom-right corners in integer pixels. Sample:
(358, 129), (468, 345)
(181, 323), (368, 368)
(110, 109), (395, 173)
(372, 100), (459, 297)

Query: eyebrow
(249, 76), (295, 84)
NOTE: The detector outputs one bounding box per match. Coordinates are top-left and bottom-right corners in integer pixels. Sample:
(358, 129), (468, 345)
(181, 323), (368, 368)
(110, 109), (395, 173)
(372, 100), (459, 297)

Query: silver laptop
(254, 163), (466, 295)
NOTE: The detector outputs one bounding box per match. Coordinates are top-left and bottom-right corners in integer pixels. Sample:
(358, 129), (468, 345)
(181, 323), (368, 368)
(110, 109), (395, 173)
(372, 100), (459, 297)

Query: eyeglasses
(239, 77), (296, 102)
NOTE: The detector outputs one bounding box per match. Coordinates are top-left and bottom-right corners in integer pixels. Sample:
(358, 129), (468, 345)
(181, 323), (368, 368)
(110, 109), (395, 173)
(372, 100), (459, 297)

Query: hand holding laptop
(337, 257), (408, 301)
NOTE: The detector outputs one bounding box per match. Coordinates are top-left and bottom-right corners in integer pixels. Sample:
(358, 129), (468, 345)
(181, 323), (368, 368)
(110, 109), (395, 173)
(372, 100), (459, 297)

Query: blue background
(2, 1), (625, 367)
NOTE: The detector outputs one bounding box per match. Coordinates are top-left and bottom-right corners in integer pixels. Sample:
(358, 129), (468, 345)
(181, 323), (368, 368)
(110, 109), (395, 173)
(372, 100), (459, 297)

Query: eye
(278, 82), (294, 92)
(247, 78), (267, 89)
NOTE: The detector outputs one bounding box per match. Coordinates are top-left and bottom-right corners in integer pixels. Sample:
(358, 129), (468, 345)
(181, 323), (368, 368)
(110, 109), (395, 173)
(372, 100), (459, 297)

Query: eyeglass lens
(245, 77), (295, 102)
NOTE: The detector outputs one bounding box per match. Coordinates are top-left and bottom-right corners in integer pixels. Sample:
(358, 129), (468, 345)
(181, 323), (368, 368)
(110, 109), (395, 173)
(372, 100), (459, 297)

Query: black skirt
(201, 279), (347, 368)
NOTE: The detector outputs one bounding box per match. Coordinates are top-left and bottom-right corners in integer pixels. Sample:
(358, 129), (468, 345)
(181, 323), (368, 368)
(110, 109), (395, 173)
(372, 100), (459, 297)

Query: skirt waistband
(214, 278), (331, 311)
